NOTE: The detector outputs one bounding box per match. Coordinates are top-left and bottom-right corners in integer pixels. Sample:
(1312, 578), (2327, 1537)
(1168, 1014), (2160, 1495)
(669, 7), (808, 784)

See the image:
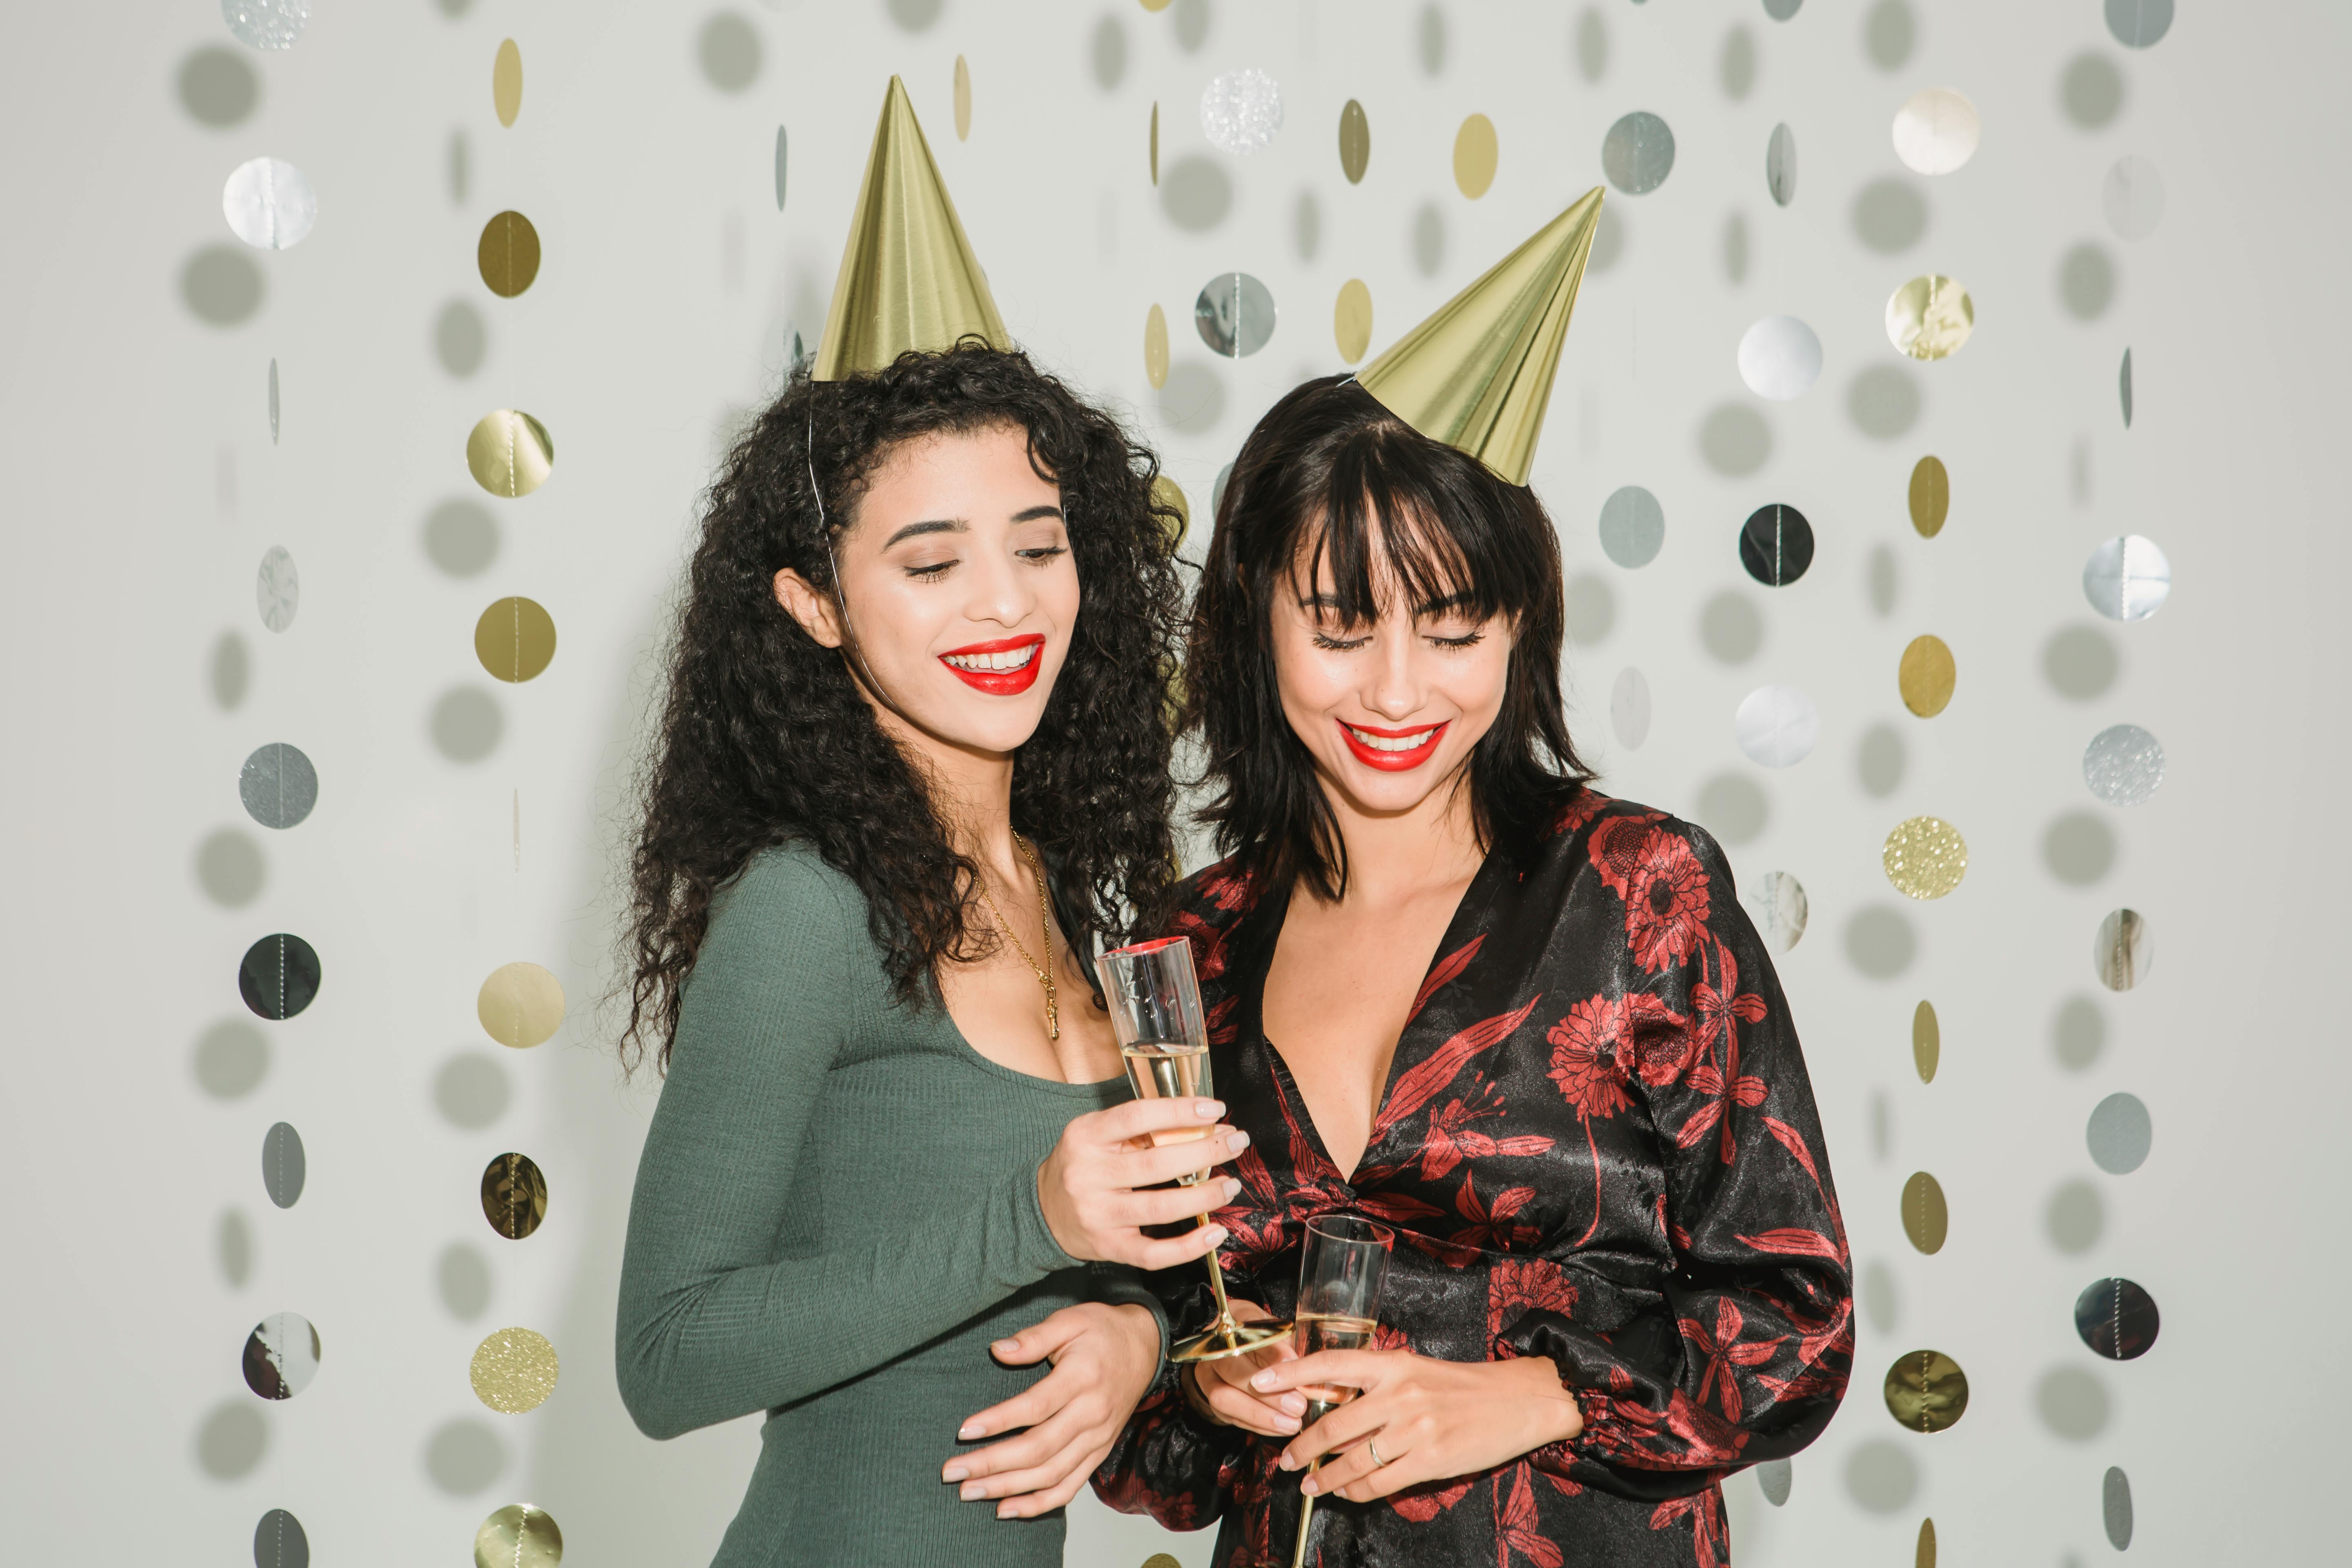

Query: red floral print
(1624, 830), (1712, 973)
(1679, 1299), (1780, 1422)
(1488, 1256), (1580, 1344)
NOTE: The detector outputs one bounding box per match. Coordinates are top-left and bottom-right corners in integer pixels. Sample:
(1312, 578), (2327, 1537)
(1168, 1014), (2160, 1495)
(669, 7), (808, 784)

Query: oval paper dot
(1143, 303), (1169, 388)
(1884, 1349), (1968, 1432)
(1899, 635), (1956, 717)
(2103, 1467), (2134, 1550)
(492, 38), (523, 126)
(1918, 1519), (1938, 1568)
(774, 126), (788, 210)
(223, 0), (309, 53)
(1908, 456), (1949, 537)
(477, 211), (542, 298)
(1913, 1000), (1940, 1082)
(1601, 111), (1675, 195)
(2106, 0), (2173, 49)
(1599, 486), (1664, 568)
(1610, 666), (1652, 750)
(470, 1327), (559, 1413)
(1737, 316), (1822, 401)
(2082, 535), (2171, 621)
(242, 1312), (321, 1399)
(2087, 1091), (2152, 1174)
(482, 1151), (549, 1240)
(2082, 723), (2164, 806)
(1151, 473), (1190, 550)
(953, 54), (971, 140)
(240, 933), (321, 1020)
(1891, 88), (1980, 176)
(1453, 113), (1498, 198)
(2103, 155), (2165, 240)
(262, 1121), (305, 1208)
(1900, 1171), (1948, 1252)
(254, 1508), (310, 1568)
(2074, 1276), (2160, 1359)
(474, 1506), (563, 1568)
(256, 545), (298, 632)
(1757, 1458), (1792, 1506)
(2093, 908), (2152, 990)
(240, 743), (318, 829)
(1334, 278), (1372, 364)
(1194, 272), (1275, 358)
(1765, 122), (1797, 206)
(1740, 503), (1813, 586)
(2120, 347), (2134, 427)
(479, 962), (565, 1048)
(474, 597), (557, 683)
(1735, 685), (1819, 768)
(1886, 275), (1973, 360)
(1200, 68), (1282, 154)
(222, 158), (316, 250)
(1148, 102), (1158, 184)
(1744, 871), (1808, 952)
(1883, 817), (1967, 900)
(1339, 98), (1370, 183)
(467, 410), (555, 498)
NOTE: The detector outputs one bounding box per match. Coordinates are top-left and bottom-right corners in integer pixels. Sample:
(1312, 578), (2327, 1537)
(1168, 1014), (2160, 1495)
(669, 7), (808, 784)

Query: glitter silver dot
(2082, 724), (2164, 806)
(222, 0), (310, 51)
(1199, 69), (1283, 156)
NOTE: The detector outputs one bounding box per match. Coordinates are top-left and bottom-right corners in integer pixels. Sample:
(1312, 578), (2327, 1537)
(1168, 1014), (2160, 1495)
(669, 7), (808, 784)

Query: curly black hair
(619, 345), (1185, 1074)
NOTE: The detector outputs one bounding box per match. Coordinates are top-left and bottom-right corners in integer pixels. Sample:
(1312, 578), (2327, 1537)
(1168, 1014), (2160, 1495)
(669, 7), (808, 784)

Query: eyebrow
(881, 505), (1064, 550)
(1295, 589), (1476, 615)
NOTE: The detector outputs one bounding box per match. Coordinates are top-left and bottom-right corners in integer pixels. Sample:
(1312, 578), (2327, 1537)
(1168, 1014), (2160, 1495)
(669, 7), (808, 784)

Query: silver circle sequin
(1766, 122), (1797, 206)
(261, 1121), (305, 1208)
(1602, 112), (1676, 195)
(223, 157), (316, 250)
(2086, 1092), (2152, 1174)
(2092, 908), (2152, 991)
(2105, 0), (2173, 49)
(241, 743), (319, 829)
(1598, 486), (1665, 568)
(2082, 724), (2164, 806)
(242, 1312), (321, 1399)
(1734, 684), (1819, 769)
(1199, 69), (1283, 155)
(256, 546), (298, 632)
(1744, 871), (1809, 952)
(1737, 316), (1822, 401)
(2081, 535), (2170, 622)
(222, 0), (309, 50)
(1194, 272), (1276, 357)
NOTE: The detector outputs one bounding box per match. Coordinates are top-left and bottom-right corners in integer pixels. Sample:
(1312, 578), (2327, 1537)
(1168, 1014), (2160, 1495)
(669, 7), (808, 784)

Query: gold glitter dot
(470, 1327), (559, 1414)
(1883, 1349), (1969, 1433)
(1883, 816), (1967, 899)
(474, 1504), (563, 1568)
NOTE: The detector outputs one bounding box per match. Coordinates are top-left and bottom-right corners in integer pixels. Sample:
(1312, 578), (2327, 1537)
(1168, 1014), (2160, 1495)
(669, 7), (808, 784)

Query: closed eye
(1311, 631), (1372, 652)
(1428, 630), (1485, 649)
(1016, 545), (1068, 564)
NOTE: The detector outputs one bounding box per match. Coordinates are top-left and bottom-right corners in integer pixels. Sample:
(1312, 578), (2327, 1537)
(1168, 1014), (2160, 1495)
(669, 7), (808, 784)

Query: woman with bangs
(1096, 196), (1854, 1566)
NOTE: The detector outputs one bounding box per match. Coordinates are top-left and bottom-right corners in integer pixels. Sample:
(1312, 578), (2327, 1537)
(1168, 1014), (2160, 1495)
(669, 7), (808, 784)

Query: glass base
(1170, 1320), (1294, 1364)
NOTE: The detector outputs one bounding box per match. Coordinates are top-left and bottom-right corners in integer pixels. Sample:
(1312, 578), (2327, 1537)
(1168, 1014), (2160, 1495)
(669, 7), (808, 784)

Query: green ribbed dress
(617, 845), (1165, 1566)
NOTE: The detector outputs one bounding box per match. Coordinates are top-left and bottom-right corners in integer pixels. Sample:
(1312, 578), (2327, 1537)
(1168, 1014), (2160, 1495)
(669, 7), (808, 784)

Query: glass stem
(1198, 1214), (1236, 1339)
(1290, 1461), (1320, 1568)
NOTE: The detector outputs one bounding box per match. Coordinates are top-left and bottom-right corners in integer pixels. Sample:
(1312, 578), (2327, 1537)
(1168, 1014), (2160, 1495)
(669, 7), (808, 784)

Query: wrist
(1180, 1362), (1226, 1425)
(1495, 1354), (1584, 1449)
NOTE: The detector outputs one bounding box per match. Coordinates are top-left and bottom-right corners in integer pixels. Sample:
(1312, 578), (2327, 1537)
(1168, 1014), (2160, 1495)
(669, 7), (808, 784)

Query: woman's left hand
(1254, 1349), (1584, 1501)
(943, 1302), (1163, 1517)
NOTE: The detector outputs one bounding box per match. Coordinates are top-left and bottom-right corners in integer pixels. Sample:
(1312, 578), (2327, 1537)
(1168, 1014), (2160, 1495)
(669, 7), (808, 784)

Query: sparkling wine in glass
(1291, 1215), (1393, 1568)
(1097, 937), (1292, 1364)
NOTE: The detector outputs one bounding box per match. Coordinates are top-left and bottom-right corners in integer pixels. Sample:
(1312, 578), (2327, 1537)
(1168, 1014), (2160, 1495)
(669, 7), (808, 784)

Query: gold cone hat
(813, 76), (1010, 381)
(1357, 187), (1605, 486)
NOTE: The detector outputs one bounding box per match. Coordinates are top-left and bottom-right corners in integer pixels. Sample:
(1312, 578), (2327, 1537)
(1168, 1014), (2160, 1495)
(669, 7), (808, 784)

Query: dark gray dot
(434, 299), (486, 377)
(1864, 543), (1899, 617)
(183, 245), (266, 327)
(241, 743), (318, 829)
(434, 1051), (513, 1129)
(1598, 486), (1664, 568)
(218, 1209), (255, 1287)
(1721, 211), (1748, 283)
(1699, 590), (1764, 664)
(698, 11), (762, 91)
(1863, 0), (1914, 69)
(1848, 365), (1922, 439)
(1160, 156), (1232, 231)
(1860, 1257), (1899, 1334)
(240, 933), (321, 1020)
(2074, 1276), (2160, 1359)
(1852, 177), (1929, 253)
(180, 45), (261, 127)
(211, 630), (252, 710)
(2103, 1467), (2134, 1550)
(2035, 1365), (2111, 1440)
(2059, 243), (2118, 320)
(424, 498), (500, 577)
(437, 1242), (494, 1320)
(262, 1122), (306, 1209)
(2042, 811), (2116, 886)
(1411, 201), (1446, 278)
(1762, 0), (1803, 18)
(197, 829), (266, 908)
(2053, 995), (2106, 1070)
(431, 686), (504, 763)
(1590, 203), (1627, 274)
(254, 1508), (310, 1568)
(2061, 52), (2126, 129)
(1415, 3), (1446, 74)
(424, 1417), (507, 1495)
(2087, 1091), (2152, 1174)
(1574, 8), (1607, 82)
(1697, 403), (1772, 476)
(1842, 1439), (1917, 1513)
(2046, 1176), (2105, 1254)
(1171, 0), (1209, 51)
(2043, 624), (2120, 699)
(1693, 773), (1768, 846)
(2105, 0), (2172, 49)
(1563, 573), (1616, 647)
(195, 1019), (269, 1099)
(1158, 361), (1226, 434)
(1755, 1457), (1792, 1506)
(196, 1399), (269, 1479)
(1720, 26), (1757, 99)
(1293, 189), (1321, 263)
(1740, 504), (1812, 587)
(1856, 722), (1906, 797)
(1844, 905), (1918, 979)
(1088, 13), (1127, 90)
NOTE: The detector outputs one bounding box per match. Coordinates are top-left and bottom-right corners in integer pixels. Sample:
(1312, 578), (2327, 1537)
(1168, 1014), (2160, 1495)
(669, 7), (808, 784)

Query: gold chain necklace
(976, 831), (1058, 1041)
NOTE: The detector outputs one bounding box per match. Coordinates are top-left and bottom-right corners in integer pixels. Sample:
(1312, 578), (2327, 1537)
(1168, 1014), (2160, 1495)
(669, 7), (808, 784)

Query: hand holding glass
(1290, 1215), (1393, 1568)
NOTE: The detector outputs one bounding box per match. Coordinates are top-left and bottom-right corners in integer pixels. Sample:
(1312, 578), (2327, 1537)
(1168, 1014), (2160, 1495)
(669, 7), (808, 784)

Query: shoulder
(707, 842), (869, 951)
(1163, 853), (1266, 937)
(1536, 789), (1735, 898)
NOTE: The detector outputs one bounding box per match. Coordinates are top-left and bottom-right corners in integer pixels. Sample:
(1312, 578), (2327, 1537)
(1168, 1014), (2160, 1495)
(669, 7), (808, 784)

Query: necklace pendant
(1043, 976), (1059, 1041)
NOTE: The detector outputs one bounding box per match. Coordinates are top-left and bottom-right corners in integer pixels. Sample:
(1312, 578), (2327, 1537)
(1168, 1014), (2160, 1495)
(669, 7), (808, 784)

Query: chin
(1327, 749), (1468, 815)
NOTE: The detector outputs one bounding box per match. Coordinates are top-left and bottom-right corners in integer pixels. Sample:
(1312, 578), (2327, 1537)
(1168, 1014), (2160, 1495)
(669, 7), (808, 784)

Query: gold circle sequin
(466, 410), (554, 499)
(1917, 1517), (1938, 1568)
(474, 597), (557, 683)
(1150, 474), (1189, 550)
(1883, 817), (1967, 900)
(1144, 303), (1169, 389)
(492, 39), (522, 128)
(478, 961), (565, 1048)
(1334, 278), (1372, 364)
(1900, 1171), (1948, 1254)
(1908, 456), (1949, 537)
(474, 1505), (563, 1568)
(1453, 113), (1497, 199)
(471, 1327), (559, 1414)
(1884, 1349), (1969, 1433)
(477, 210), (541, 298)
(1886, 275), (1973, 360)
(1912, 1000), (1939, 1084)
(1143, 1557), (1182, 1568)
(1898, 635), (1955, 717)
(481, 1151), (549, 1240)
(1138, 0), (1172, 10)
(1339, 98), (1370, 184)
(952, 55), (971, 140)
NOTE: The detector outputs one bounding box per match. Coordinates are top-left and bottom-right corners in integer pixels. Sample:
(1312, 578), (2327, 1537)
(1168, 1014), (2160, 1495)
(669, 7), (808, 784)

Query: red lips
(1336, 718), (1449, 771)
(939, 634), (1046, 696)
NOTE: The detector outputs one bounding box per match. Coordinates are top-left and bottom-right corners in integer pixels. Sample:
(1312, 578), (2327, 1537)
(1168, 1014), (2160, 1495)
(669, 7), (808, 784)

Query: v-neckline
(1245, 841), (1510, 1185)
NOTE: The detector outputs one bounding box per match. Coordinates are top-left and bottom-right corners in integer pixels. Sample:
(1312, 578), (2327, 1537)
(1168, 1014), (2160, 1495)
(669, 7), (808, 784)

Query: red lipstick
(939, 634), (1046, 696)
(1336, 718), (1449, 771)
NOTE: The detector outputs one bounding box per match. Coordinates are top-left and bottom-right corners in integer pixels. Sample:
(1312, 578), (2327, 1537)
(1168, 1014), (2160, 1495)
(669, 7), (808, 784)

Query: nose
(963, 538), (1032, 629)
(1365, 625), (1423, 721)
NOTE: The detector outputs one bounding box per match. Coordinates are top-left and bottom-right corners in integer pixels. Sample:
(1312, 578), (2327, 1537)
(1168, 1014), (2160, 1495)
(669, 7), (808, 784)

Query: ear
(773, 568), (845, 649)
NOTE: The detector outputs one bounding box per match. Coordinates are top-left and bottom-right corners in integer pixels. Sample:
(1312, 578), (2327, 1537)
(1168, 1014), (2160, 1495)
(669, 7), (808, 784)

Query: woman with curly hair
(1096, 200), (1852, 1566)
(617, 81), (1244, 1566)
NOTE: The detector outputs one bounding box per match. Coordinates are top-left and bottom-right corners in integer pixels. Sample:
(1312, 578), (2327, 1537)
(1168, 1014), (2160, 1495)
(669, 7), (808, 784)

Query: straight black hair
(1180, 375), (1592, 903)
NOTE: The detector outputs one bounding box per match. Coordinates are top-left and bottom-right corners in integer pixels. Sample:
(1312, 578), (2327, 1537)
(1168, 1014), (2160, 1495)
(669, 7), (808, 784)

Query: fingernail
(958, 1421), (984, 1440)
(942, 1466), (967, 1483)
(1226, 1131), (1252, 1154)
(1252, 1370), (1279, 1390)
(1300, 1477), (1319, 1496)
(1281, 1395), (1306, 1415)
(989, 1339), (1016, 1354)
(960, 1483), (984, 1501)
(1221, 1177), (1243, 1200)
(1196, 1099), (1224, 1120)
(1277, 1417), (1301, 1434)
(1205, 1225), (1228, 1245)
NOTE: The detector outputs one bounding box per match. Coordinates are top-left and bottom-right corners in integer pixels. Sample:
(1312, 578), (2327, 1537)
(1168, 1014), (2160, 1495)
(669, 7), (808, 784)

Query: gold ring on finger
(1367, 1435), (1388, 1468)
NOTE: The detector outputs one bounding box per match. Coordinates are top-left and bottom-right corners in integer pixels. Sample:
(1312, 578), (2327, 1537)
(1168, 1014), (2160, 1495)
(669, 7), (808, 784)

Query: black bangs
(1178, 374), (1594, 906)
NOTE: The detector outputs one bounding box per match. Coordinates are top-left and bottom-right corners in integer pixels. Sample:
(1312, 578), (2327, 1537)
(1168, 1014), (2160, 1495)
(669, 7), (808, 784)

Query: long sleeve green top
(616, 844), (1165, 1566)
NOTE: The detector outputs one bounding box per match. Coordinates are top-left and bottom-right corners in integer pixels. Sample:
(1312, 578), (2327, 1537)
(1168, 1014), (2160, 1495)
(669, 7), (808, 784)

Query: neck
(1312, 766), (1486, 908)
(867, 697), (1018, 861)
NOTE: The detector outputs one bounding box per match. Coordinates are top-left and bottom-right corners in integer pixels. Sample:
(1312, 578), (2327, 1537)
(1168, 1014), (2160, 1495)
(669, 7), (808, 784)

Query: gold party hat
(813, 76), (1011, 381)
(1357, 187), (1605, 486)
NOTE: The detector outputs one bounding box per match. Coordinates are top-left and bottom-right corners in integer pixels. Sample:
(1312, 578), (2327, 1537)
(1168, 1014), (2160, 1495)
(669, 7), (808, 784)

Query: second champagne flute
(1290, 1214), (1394, 1568)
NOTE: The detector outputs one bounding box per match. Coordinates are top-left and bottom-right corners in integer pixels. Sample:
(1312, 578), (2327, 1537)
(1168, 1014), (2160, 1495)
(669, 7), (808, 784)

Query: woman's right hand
(1184, 1300), (1306, 1437)
(1036, 1097), (1247, 1269)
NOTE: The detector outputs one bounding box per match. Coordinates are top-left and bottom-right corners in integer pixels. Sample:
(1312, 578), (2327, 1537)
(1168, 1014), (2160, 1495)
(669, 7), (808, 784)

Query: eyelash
(904, 545), (1067, 580)
(1311, 630), (1484, 652)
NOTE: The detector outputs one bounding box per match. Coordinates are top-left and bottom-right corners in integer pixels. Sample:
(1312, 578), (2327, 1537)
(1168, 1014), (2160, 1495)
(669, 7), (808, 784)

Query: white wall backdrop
(2, 1), (2345, 1563)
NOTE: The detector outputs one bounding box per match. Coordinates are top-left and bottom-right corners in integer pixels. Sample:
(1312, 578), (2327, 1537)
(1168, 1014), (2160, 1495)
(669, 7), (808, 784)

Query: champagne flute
(1096, 937), (1292, 1364)
(1290, 1214), (1393, 1568)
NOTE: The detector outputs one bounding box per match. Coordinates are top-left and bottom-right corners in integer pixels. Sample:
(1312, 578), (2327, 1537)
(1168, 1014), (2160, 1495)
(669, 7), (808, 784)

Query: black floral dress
(1093, 792), (1853, 1567)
